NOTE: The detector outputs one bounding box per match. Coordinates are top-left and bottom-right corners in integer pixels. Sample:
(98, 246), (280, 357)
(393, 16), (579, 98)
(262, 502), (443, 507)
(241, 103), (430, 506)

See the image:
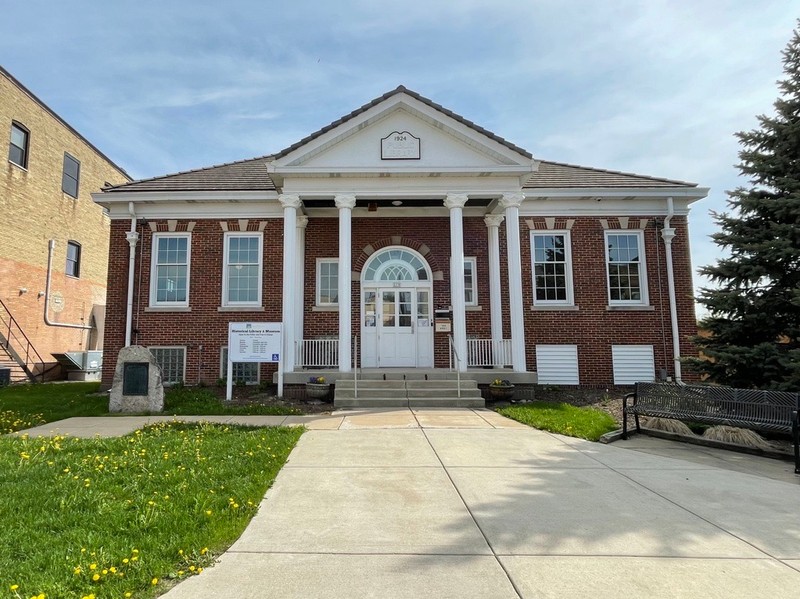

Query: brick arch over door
(354, 236), (444, 275)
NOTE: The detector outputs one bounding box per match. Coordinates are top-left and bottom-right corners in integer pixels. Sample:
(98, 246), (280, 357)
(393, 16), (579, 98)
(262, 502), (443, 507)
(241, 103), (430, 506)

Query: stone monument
(109, 346), (164, 413)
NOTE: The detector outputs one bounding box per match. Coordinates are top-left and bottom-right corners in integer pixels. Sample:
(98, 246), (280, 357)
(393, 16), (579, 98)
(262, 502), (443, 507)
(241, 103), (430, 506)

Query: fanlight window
(363, 249), (429, 282)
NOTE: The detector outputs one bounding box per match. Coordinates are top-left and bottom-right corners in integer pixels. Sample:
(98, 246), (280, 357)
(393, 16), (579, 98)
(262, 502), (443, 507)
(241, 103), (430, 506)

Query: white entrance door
(360, 246), (433, 369)
(377, 289), (415, 367)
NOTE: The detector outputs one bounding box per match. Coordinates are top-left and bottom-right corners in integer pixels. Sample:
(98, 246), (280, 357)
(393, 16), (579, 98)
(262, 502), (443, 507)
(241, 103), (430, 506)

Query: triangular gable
(268, 86), (536, 178)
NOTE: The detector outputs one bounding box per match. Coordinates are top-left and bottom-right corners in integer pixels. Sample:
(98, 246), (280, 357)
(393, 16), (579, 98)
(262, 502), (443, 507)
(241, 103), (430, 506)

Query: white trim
(222, 231), (263, 308)
(362, 245), (434, 284)
(148, 345), (187, 385)
(518, 197), (696, 217)
(605, 230), (649, 307)
(530, 230), (574, 307)
(464, 257), (478, 306)
(316, 258), (339, 306)
(149, 232), (191, 308)
(220, 346), (261, 385)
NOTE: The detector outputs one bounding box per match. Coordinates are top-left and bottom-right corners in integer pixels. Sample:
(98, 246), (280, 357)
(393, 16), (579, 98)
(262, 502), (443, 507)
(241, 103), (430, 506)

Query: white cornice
(523, 187), (709, 202)
(92, 190), (277, 203)
(104, 201), (284, 220)
(518, 197), (693, 217)
(266, 165), (535, 177)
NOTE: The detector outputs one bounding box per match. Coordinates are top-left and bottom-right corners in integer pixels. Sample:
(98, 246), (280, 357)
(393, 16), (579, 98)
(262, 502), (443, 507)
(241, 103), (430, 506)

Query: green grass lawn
(0, 421), (303, 598)
(497, 401), (618, 441)
(0, 383), (300, 434)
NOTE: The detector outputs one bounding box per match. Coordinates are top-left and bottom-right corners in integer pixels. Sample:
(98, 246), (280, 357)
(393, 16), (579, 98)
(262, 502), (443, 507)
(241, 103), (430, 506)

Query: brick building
(1, 66), (131, 382)
(95, 87), (706, 389)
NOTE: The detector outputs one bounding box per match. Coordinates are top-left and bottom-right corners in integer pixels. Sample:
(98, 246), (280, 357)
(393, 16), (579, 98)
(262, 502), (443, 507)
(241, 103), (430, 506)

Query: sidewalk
(17, 409), (800, 598)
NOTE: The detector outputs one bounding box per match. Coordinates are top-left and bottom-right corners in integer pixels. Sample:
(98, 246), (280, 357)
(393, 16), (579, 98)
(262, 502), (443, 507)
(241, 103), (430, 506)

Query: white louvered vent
(611, 345), (655, 385)
(535, 345), (579, 385)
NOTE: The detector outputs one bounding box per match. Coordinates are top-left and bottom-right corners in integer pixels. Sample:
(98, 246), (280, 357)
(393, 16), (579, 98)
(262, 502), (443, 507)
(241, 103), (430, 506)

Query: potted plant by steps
(488, 378), (515, 401)
(306, 376), (332, 401)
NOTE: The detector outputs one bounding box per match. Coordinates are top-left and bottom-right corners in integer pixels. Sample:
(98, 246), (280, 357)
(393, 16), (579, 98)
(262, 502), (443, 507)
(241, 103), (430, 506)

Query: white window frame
(220, 347), (261, 385)
(150, 233), (191, 308)
(149, 346), (186, 386)
(316, 258), (339, 306)
(222, 232), (263, 307)
(605, 230), (649, 306)
(464, 257), (478, 306)
(531, 231), (574, 306)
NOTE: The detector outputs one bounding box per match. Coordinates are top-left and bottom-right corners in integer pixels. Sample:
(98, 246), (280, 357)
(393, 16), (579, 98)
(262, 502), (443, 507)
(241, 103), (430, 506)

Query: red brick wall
(103, 213), (698, 387)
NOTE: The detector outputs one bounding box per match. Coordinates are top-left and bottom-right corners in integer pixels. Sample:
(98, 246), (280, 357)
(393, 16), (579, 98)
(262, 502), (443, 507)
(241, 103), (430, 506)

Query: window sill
(8, 160), (28, 172)
(312, 305), (339, 312)
(606, 305), (654, 311)
(145, 306), (191, 312)
(218, 306), (265, 312)
(465, 305), (482, 312)
(531, 305), (579, 311)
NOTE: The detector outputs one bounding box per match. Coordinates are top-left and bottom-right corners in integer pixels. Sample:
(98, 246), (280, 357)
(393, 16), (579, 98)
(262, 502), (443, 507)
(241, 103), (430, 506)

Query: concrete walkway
(17, 409), (800, 598)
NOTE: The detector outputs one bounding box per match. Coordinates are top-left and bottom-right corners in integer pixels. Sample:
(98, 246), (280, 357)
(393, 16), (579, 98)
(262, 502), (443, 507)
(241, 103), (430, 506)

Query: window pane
(226, 236), (260, 304)
(532, 234), (569, 303)
(66, 242), (80, 277)
(9, 124), (28, 167)
(318, 260), (338, 304)
(154, 236), (189, 304)
(62, 154), (80, 197)
(607, 234), (643, 303)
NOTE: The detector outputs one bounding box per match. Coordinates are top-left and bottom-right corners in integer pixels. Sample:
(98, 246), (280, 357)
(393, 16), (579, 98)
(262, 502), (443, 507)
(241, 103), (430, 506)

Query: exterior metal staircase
(334, 378), (484, 408)
(0, 298), (48, 383)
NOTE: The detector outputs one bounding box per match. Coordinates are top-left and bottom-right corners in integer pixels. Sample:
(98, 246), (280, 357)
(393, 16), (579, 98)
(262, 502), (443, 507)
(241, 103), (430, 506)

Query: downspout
(44, 240), (92, 330)
(125, 202), (140, 347)
(661, 197), (682, 383)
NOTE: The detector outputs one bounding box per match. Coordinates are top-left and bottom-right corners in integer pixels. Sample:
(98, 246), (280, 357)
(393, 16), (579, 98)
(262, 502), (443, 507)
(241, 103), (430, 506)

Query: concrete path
(17, 409), (800, 597)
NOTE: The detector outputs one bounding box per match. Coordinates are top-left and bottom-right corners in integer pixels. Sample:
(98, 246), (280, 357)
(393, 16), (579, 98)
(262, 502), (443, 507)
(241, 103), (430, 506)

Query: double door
(362, 287), (432, 367)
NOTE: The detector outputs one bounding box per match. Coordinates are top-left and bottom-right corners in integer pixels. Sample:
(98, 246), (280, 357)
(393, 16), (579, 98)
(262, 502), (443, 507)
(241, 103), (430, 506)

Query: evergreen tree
(692, 22), (800, 391)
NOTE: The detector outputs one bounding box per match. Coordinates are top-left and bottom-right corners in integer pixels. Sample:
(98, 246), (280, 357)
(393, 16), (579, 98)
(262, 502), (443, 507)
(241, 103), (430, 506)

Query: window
(62, 153), (80, 197)
(220, 347), (260, 384)
(223, 233), (262, 306)
(316, 259), (339, 305)
(150, 347), (186, 385)
(606, 231), (648, 305)
(150, 233), (190, 307)
(532, 232), (573, 305)
(464, 257), (477, 306)
(8, 122), (29, 168)
(66, 241), (81, 278)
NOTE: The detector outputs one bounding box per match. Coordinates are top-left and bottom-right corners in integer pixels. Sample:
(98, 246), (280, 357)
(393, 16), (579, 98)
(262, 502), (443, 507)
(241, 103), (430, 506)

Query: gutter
(44, 240), (92, 330)
(661, 197), (682, 383)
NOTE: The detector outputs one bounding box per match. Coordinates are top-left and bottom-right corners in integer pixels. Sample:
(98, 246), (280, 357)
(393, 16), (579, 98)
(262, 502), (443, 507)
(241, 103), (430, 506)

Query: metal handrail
(448, 334), (462, 399)
(353, 335), (358, 400)
(0, 297), (46, 382)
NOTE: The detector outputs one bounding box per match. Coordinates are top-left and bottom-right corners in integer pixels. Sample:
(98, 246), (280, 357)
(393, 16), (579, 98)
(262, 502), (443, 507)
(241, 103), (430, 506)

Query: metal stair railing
(0, 297), (46, 382)
(448, 334), (462, 399)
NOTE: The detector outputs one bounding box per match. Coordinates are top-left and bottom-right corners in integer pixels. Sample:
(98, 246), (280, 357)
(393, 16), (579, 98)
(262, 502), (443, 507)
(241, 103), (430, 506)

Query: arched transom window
(363, 248), (430, 282)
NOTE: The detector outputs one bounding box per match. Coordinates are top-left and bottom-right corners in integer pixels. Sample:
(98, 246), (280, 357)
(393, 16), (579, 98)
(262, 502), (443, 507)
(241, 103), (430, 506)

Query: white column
(445, 193), (469, 372)
(295, 215), (308, 365)
(484, 214), (504, 366)
(279, 194), (301, 373)
(124, 229), (139, 347)
(335, 194), (356, 373)
(500, 193), (527, 372)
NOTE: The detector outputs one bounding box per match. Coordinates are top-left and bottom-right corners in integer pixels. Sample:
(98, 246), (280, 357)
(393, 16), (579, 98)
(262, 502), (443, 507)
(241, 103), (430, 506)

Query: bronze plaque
(123, 362), (149, 396)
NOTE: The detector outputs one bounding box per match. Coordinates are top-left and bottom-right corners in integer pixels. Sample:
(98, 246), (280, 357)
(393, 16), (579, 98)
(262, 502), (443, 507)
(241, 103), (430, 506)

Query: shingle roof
(104, 155), (276, 192)
(526, 160), (696, 189)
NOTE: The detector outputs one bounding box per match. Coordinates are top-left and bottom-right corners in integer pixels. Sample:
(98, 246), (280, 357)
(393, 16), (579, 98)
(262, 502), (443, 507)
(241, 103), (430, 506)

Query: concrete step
(406, 388), (482, 398)
(408, 397), (485, 408)
(335, 380), (406, 389)
(334, 388), (408, 399)
(335, 398), (409, 408)
(405, 379), (478, 389)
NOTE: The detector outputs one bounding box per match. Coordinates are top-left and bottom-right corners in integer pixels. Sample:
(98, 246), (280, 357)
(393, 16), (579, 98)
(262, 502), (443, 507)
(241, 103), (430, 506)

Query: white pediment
(268, 91), (536, 180)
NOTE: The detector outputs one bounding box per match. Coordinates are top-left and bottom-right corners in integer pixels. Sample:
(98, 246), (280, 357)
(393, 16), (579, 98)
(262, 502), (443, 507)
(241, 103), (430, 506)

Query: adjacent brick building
(1, 66), (131, 381)
(95, 86), (706, 389)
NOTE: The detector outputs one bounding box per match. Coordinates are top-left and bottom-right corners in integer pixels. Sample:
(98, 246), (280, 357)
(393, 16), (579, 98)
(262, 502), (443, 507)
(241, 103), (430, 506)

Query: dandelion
(200, 547), (208, 555)
(122, 558), (129, 564)
(10, 585), (19, 591)
(89, 563), (96, 570)
(73, 566), (81, 574)
(151, 578), (158, 586)
(92, 574), (100, 582)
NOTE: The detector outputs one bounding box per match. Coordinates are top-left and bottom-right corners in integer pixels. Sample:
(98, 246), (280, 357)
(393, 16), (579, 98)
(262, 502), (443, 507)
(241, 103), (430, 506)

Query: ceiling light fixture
(391, 200), (403, 206)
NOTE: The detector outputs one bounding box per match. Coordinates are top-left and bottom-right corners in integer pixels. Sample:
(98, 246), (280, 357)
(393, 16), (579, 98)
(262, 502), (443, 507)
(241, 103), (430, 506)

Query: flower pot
(306, 383), (331, 401)
(489, 385), (515, 401)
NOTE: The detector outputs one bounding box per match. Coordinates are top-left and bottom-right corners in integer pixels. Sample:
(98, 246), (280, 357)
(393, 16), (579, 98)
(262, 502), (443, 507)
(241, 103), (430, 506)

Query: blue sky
(2, 1), (796, 314)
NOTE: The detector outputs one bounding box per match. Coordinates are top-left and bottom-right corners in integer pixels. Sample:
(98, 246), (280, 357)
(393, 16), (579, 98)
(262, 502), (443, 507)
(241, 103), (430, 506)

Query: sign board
(122, 362), (149, 396)
(435, 318), (452, 333)
(228, 322), (282, 362)
(381, 131), (420, 160)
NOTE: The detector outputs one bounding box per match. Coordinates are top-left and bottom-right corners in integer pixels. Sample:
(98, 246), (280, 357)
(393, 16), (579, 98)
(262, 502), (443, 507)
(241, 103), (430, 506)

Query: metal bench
(622, 382), (800, 474)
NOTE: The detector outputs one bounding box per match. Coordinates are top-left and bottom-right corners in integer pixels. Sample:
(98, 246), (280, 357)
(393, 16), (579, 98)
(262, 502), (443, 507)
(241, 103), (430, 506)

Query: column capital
(125, 231), (139, 247)
(484, 214), (504, 228)
(499, 192), (525, 209)
(444, 193), (468, 210)
(279, 194), (302, 209)
(334, 194), (356, 210)
(297, 215), (309, 229)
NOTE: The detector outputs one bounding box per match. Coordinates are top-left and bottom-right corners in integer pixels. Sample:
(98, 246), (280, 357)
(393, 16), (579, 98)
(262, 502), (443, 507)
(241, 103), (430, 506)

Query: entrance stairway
(334, 378), (484, 408)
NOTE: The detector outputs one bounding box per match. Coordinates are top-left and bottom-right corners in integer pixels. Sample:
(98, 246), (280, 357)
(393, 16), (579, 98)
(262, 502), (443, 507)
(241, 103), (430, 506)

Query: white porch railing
(466, 338), (512, 367)
(296, 338), (339, 368)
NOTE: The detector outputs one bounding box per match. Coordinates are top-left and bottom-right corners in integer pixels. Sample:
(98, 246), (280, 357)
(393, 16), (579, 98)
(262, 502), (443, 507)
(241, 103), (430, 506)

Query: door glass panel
(364, 291), (376, 327)
(382, 291), (395, 326)
(417, 290), (430, 327)
(398, 291), (412, 327)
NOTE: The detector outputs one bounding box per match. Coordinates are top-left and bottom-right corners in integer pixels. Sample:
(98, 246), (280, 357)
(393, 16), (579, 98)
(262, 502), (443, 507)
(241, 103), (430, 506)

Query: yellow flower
(125, 594), (131, 598)
(73, 566), (81, 574)
(92, 574), (100, 582)
(89, 563), (96, 570)
(10, 585), (18, 591)
(151, 578), (158, 586)
(122, 558), (129, 564)
(200, 547), (208, 555)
